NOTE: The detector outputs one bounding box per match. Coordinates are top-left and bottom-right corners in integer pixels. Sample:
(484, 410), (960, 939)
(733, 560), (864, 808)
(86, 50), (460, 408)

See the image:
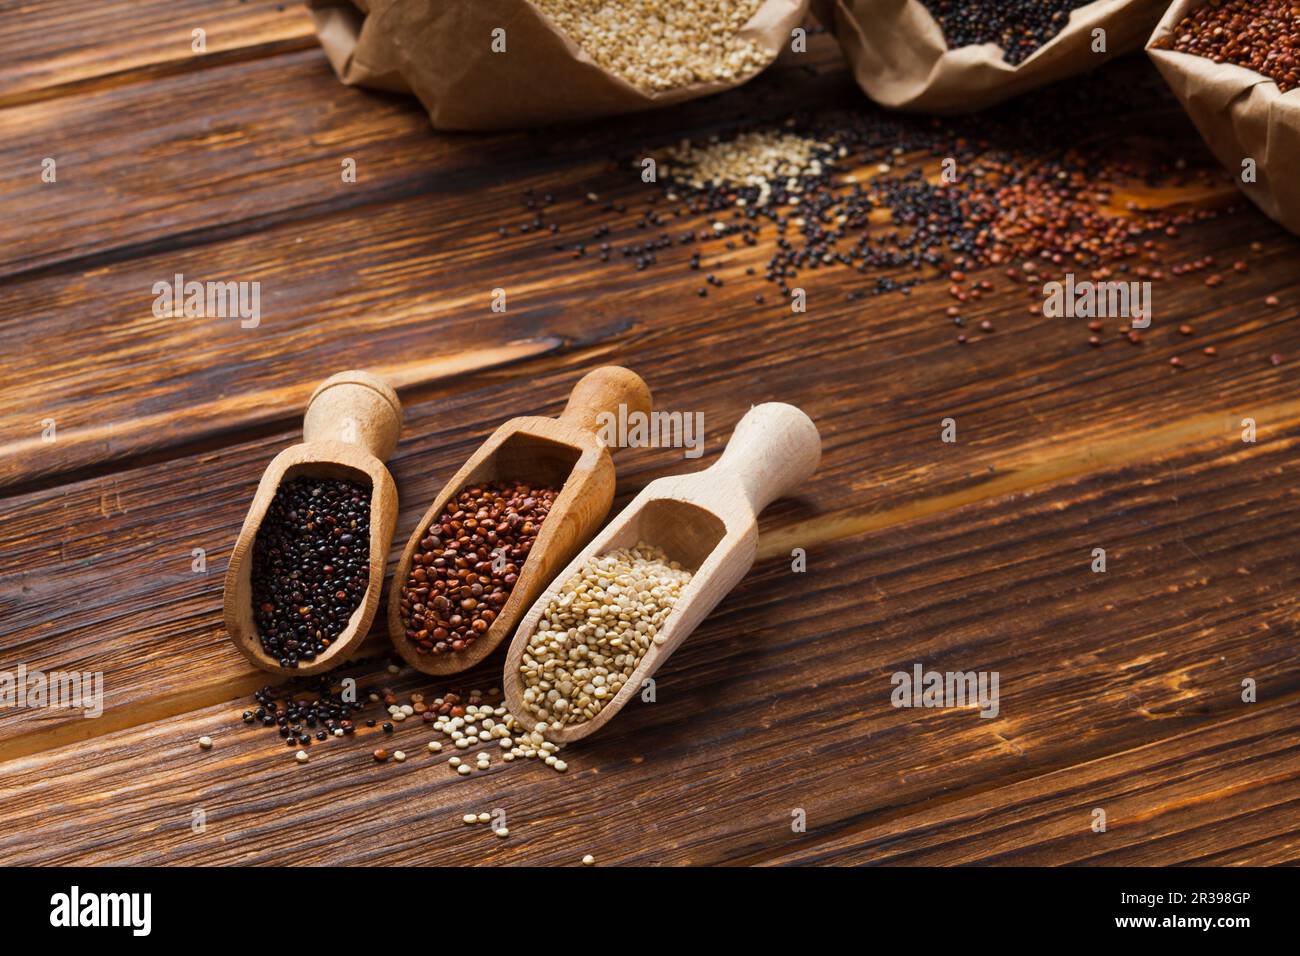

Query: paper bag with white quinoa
(1148, 0), (1300, 237)
(812, 0), (1167, 113)
(307, 0), (409, 92)
(307, 0), (809, 130)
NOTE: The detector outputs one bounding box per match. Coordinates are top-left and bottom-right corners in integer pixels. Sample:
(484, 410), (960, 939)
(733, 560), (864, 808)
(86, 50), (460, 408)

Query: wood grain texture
(3, 270), (1300, 757)
(0, 37), (851, 488)
(0, 0), (315, 106)
(2, 3), (1299, 865)
(3, 179), (1296, 491)
(2, 423), (1298, 864)
(2, 46), (1297, 499)
(760, 699), (1300, 866)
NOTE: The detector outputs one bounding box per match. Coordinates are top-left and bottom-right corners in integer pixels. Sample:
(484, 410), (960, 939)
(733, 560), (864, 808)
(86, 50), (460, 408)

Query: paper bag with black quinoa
(1148, 0), (1300, 237)
(812, 0), (1167, 113)
(307, 0), (809, 130)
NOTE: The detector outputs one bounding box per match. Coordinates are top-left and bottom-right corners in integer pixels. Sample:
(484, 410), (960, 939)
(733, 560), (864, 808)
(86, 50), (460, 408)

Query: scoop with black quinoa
(251, 476), (371, 668)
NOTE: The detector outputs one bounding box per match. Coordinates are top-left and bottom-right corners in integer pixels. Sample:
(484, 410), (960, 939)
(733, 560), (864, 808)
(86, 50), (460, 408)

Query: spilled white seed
(554, 760), (568, 772)
(333, 728), (345, 737)
(393, 750), (406, 763)
(448, 756), (461, 767)
(427, 741), (442, 752)
(295, 750), (309, 764)
(198, 736), (213, 750)
(582, 854), (595, 866)
(462, 814), (478, 825)
(457, 765), (472, 776)
(494, 828), (509, 838)
(477, 812), (491, 823)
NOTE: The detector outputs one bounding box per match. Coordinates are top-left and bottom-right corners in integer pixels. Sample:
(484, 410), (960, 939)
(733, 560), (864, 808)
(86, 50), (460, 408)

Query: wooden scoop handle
(705, 402), (821, 515)
(302, 370), (403, 461)
(558, 366), (653, 440)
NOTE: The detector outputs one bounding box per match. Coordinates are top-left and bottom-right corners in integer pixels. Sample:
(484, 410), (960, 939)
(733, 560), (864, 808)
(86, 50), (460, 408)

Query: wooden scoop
(503, 402), (821, 743)
(388, 366), (652, 676)
(224, 370), (402, 675)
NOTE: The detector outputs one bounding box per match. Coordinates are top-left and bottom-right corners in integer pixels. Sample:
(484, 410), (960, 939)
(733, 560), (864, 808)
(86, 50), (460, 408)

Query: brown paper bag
(1148, 0), (1300, 237)
(307, 0), (808, 130)
(307, 0), (409, 92)
(813, 0), (1168, 113)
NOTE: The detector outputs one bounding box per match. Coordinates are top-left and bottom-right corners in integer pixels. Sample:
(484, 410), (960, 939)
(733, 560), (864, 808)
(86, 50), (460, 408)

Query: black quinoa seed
(250, 477), (371, 668)
(921, 0), (1092, 66)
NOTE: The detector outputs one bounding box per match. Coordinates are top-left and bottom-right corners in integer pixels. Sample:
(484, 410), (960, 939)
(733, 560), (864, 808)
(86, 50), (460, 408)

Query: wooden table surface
(2, 1), (1298, 866)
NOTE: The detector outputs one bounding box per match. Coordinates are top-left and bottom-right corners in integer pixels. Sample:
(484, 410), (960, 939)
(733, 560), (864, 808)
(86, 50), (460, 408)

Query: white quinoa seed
(519, 543), (691, 727)
(295, 750), (309, 763)
(198, 736), (213, 750)
(532, 0), (770, 93)
(661, 131), (829, 208)
(582, 854), (596, 866)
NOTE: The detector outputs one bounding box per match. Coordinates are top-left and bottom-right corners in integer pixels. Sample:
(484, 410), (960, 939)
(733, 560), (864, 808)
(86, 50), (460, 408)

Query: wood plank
(0, 0), (315, 106)
(0, 48), (446, 278)
(4, 234), (1300, 757)
(758, 699), (1300, 866)
(4, 135), (1298, 494)
(0, 39), (852, 491)
(0, 290), (1292, 762)
(0, 33), (848, 279)
(8, 51), (1297, 497)
(1, 421), (1297, 863)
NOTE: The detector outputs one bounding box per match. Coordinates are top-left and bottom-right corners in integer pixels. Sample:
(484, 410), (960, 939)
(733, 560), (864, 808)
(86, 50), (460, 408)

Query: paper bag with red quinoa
(1148, 0), (1300, 237)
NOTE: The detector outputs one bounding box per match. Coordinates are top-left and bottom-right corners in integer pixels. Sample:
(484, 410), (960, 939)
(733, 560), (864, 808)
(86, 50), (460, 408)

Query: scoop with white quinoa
(518, 543), (692, 726)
